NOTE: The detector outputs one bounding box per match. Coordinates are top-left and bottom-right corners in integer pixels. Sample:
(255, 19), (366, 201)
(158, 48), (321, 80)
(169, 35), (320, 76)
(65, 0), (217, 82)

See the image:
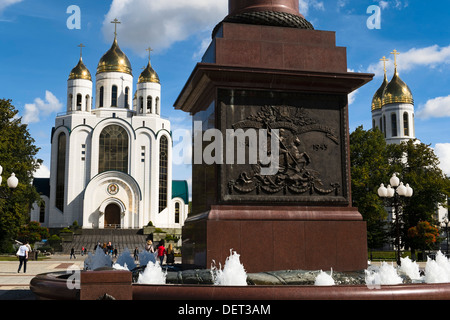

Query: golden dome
(371, 72), (388, 111)
(97, 37), (132, 75)
(138, 61), (160, 84)
(68, 58), (92, 81)
(382, 68), (414, 106)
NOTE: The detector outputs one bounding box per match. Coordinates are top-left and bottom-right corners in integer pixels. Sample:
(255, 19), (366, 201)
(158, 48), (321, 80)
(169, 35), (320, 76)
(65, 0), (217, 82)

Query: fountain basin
(30, 270), (450, 300)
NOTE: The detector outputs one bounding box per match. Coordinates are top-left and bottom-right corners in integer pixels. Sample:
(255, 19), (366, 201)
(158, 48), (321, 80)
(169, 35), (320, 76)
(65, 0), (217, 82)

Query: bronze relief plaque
(218, 89), (350, 205)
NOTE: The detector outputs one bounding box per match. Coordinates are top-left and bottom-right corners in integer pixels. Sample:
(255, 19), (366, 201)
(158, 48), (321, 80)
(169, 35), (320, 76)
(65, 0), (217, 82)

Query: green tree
(387, 140), (450, 257)
(18, 221), (50, 245)
(408, 221), (441, 255)
(350, 128), (450, 258)
(0, 99), (42, 252)
(350, 126), (390, 251)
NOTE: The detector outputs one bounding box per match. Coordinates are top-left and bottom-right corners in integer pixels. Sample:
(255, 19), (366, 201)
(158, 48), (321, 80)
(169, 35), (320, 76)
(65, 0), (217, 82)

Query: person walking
(145, 240), (154, 253)
(134, 247), (139, 261)
(166, 243), (175, 265)
(17, 241), (29, 273)
(70, 247), (76, 259)
(157, 240), (166, 265)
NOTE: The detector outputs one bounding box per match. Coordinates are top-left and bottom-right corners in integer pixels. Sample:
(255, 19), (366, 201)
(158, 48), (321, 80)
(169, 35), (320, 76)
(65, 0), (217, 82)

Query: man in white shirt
(17, 241), (29, 273)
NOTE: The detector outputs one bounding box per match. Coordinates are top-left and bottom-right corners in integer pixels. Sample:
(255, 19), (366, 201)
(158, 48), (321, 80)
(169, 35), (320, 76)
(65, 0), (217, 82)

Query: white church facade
(30, 29), (188, 230)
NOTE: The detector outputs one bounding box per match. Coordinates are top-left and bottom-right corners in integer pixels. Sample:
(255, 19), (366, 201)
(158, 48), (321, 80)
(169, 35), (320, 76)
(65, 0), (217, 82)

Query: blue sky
(1, 0), (450, 193)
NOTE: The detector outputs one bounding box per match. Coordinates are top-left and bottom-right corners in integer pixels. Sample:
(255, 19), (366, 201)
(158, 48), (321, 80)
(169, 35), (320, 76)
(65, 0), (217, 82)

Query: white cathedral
(30, 27), (189, 230)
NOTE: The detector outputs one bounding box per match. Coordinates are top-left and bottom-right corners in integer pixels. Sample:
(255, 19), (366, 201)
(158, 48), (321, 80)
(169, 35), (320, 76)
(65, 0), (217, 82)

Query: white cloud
(33, 164), (50, 178)
(299, 0), (325, 16)
(102, 0), (228, 55)
(23, 103), (40, 124)
(435, 143), (450, 176)
(378, 1), (389, 9)
(23, 91), (63, 124)
(367, 44), (450, 77)
(348, 89), (358, 105)
(416, 95), (450, 119)
(0, 0), (23, 14)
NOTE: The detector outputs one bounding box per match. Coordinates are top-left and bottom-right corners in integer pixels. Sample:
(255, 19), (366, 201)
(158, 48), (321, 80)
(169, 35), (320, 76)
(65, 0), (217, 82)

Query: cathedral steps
(62, 229), (149, 255)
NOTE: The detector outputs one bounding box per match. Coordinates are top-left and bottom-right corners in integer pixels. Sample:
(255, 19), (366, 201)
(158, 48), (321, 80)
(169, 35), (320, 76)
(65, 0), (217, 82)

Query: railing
(104, 224), (121, 229)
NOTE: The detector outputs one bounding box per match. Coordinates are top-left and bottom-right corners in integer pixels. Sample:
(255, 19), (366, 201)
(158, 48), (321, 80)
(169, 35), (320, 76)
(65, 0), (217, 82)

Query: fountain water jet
(314, 270), (335, 286)
(137, 261), (167, 285)
(211, 250), (247, 286)
(113, 248), (136, 271)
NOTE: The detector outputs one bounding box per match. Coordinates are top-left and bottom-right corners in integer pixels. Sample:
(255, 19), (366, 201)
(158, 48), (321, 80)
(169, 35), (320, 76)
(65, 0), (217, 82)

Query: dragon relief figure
(228, 105), (340, 196)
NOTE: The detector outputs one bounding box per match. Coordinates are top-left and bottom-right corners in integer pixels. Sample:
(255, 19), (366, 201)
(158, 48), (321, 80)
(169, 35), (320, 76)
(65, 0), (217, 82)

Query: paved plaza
(0, 254), (85, 300)
(0, 252), (184, 300)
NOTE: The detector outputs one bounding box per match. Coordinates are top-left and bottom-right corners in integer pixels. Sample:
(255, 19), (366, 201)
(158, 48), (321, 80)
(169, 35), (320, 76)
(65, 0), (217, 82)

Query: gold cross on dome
(111, 18), (121, 37)
(78, 43), (85, 58)
(146, 47), (153, 64)
(390, 49), (400, 69)
(380, 56), (389, 74)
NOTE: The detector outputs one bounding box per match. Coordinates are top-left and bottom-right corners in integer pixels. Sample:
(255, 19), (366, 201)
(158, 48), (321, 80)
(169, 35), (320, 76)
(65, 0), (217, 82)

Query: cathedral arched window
(56, 132), (66, 212)
(175, 202), (180, 224)
(86, 94), (90, 110)
(125, 87), (130, 108)
(68, 94), (73, 111)
(39, 202), (45, 223)
(159, 136), (168, 213)
(147, 96), (152, 113)
(111, 85), (118, 107)
(156, 97), (160, 115)
(99, 86), (104, 107)
(383, 115), (386, 137)
(139, 96), (143, 114)
(99, 125), (129, 174)
(391, 113), (397, 137)
(76, 94), (82, 111)
(403, 112), (409, 136)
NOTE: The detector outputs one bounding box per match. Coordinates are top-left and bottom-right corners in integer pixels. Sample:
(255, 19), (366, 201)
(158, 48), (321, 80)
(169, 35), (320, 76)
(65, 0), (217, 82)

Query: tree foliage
(18, 221), (50, 245)
(350, 126), (390, 249)
(0, 99), (42, 251)
(350, 126), (450, 252)
(408, 221), (440, 251)
(386, 139), (450, 252)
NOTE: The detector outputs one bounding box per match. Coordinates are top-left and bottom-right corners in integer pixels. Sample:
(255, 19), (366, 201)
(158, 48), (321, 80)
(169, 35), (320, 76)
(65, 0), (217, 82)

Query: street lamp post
(0, 164), (19, 199)
(378, 173), (413, 266)
(442, 218), (449, 256)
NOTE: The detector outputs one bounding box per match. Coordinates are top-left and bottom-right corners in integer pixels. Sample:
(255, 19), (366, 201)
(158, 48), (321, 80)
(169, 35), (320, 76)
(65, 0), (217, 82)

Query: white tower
(95, 19), (133, 113)
(136, 47), (161, 116)
(372, 50), (415, 144)
(67, 44), (93, 113)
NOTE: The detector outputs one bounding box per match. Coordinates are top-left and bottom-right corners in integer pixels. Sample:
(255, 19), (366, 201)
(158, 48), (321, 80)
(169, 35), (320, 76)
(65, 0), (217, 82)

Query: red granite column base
(182, 206), (368, 273)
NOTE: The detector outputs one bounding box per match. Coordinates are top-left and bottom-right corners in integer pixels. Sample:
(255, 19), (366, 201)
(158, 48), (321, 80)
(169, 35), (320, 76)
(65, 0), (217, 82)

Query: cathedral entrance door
(104, 203), (121, 229)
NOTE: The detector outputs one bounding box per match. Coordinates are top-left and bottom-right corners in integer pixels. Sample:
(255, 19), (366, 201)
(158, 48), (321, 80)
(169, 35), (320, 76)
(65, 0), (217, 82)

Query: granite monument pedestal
(175, 4), (373, 273)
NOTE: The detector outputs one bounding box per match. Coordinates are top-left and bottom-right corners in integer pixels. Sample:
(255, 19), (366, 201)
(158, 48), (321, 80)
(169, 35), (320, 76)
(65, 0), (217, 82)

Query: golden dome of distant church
(68, 44), (91, 81)
(138, 61), (160, 84)
(97, 37), (132, 75)
(68, 57), (92, 81)
(97, 20), (132, 76)
(382, 69), (414, 106)
(382, 50), (414, 107)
